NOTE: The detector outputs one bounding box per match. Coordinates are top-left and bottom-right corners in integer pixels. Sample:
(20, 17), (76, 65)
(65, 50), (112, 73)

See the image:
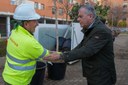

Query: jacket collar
(81, 16), (100, 34)
(16, 25), (33, 37)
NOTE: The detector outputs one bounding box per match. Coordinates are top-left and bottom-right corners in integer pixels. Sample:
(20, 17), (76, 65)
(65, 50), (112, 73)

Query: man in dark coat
(44, 4), (116, 85)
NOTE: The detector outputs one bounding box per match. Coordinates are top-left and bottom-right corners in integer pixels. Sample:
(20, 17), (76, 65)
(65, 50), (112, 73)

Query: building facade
(0, 0), (78, 37)
(0, 0), (99, 38)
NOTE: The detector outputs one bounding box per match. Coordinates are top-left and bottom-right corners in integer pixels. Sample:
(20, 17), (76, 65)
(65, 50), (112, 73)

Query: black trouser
(86, 73), (116, 85)
(87, 77), (115, 85)
(86, 69), (116, 85)
(4, 81), (30, 85)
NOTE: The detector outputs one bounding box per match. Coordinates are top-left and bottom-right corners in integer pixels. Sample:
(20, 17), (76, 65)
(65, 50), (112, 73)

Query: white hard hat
(13, 3), (41, 20)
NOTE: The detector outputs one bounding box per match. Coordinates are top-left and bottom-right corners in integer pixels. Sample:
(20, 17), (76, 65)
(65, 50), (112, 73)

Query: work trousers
(4, 82), (11, 85)
(4, 82), (30, 85)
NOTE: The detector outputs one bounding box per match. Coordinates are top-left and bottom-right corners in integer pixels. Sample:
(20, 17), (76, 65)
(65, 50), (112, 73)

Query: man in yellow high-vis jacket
(2, 3), (50, 85)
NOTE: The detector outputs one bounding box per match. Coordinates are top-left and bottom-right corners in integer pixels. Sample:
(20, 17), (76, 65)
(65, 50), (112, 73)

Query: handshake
(43, 51), (64, 63)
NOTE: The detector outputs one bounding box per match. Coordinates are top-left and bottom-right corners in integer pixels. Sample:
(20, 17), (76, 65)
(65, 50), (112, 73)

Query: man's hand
(43, 52), (64, 63)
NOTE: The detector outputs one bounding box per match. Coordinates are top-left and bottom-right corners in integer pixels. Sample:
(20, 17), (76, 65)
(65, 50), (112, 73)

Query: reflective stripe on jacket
(2, 25), (49, 85)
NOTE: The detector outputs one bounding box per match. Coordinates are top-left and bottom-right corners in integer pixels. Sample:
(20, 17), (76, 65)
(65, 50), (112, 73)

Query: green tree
(95, 3), (110, 17)
(68, 3), (110, 23)
(94, 2), (110, 23)
(68, 3), (80, 22)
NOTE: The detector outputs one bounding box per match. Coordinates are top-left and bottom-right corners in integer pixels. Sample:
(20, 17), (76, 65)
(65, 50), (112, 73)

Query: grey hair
(80, 4), (96, 18)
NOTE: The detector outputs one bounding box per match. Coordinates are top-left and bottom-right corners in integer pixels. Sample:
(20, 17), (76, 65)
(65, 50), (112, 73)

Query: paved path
(0, 34), (128, 85)
(43, 58), (128, 85)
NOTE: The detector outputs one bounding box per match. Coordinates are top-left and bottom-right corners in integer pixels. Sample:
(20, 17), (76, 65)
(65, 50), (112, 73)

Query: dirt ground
(0, 33), (128, 85)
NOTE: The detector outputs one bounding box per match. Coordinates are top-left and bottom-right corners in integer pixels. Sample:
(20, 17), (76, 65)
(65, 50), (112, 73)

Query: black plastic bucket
(47, 63), (66, 80)
(30, 62), (46, 85)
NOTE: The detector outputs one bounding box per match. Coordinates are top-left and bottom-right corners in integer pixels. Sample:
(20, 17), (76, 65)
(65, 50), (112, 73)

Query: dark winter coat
(62, 17), (116, 85)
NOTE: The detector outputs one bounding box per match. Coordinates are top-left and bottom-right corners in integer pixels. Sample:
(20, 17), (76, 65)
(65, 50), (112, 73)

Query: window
(52, 7), (56, 14)
(123, 5), (127, 8)
(0, 24), (6, 37)
(58, 8), (63, 15)
(58, 0), (63, 3)
(41, 4), (45, 10)
(10, 0), (16, 5)
(0, 17), (6, 37)
(34, 2), (38, 9)
(84, 0), (88, 1)
(69, 0), (73, 3)
(93, 0), (97, 3)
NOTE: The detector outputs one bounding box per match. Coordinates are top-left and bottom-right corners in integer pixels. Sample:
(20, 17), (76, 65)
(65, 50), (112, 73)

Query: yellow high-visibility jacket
(2, 25), (49, 85)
